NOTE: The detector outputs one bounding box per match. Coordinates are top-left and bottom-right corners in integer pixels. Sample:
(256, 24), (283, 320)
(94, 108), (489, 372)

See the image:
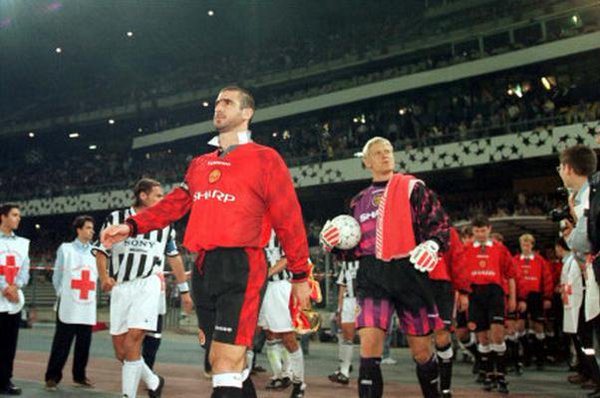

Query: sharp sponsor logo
(193, 190), (236, 203)
(359, 211), (377, 223)
(215, 325), (233, 333)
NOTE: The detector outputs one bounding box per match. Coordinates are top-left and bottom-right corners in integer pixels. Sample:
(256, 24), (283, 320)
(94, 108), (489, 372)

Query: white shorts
(258, 280), (293, 333)
(110, 275), (161, 335)
(341, 297), (358, 324)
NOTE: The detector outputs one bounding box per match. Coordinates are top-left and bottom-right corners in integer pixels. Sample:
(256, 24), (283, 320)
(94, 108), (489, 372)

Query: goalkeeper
(320, 137), (450, 398)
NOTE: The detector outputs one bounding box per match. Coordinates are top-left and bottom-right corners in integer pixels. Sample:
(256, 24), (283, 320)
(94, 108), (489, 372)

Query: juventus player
(328, 253), (359, 385)
(258, 230), (306, 397)
(94, 178), (190, 398)
(321, 137), (449, 398)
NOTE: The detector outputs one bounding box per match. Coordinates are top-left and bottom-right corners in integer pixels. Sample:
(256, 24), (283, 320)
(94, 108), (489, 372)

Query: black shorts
(468, 284), (505, 332)
(355, 256), (442, 336)
(431, 279), (454, 331)
(519, 292), (544, 323)
(192, 247), (267, 347)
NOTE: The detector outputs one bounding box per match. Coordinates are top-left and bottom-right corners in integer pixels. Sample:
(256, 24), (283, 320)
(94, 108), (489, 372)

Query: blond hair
(519, 233), (535, 244)
(361, 136), (393, 158)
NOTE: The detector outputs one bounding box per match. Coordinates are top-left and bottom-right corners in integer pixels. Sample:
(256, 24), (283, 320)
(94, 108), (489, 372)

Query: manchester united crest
(479, 260), (487, 268)
(372, 192), (383, 207)
(208, 169), (221, 183)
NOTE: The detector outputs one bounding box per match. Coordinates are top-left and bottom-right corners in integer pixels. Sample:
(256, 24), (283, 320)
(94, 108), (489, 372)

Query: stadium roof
(0, 0), (418, 120)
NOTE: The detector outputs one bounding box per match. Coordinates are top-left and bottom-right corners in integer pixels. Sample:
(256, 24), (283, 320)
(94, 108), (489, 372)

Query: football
(329, 215), (362, 250)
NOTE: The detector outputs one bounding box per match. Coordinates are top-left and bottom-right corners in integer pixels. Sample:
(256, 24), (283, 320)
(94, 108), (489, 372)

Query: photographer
(557, 145), (600, 397)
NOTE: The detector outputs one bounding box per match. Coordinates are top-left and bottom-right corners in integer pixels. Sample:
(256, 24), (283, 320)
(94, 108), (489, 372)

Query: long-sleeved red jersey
(430, 227), (467, 291)
(513, 253), (554, 300)
(126, 142), (310, 278)
(458, 239), (516, 292)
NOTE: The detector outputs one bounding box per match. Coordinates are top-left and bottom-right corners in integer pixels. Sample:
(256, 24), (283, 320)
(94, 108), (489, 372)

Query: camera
(548, 187), (574, 223)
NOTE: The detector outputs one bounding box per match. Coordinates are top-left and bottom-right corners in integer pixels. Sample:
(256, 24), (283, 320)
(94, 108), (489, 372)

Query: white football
(330, 215), (362, 250)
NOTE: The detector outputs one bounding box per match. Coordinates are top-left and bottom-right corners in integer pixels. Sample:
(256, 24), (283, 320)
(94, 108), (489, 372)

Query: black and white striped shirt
(92, 207), (178, 283)
(336, 260), (360, 298)
(264, 230), (291, 282)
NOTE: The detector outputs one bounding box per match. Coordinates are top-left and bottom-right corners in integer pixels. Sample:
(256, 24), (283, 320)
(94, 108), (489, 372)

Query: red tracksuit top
(127, 142), (310, 278)
(459, 239), (516, 292)
(430, 227), (466, 291)
(513, 253), (554, 300)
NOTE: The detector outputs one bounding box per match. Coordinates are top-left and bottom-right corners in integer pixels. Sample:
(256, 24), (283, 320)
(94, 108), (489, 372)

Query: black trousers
(0, 311), (21, 388)
(44, 316), (92, 383)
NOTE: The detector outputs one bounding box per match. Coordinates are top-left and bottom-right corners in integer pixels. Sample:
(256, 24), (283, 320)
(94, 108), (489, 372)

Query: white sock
(246, 349), (254, 371)
(213, 373), (243, 389)
(140, 361), (159, 391)
(122, 359), (143, 398)
(288, 348), (304, 383)
(340, 341), (353, 377)
(281, 345), (291, 378)
(266, 340), (283, 379)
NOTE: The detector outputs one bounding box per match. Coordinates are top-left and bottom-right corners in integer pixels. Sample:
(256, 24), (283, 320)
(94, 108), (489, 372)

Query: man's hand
(292, 281), (311, 309)
(409, 240), (439, 272)
(517, 300), (527, 313)
(101, 224), (131, 249)
(458, 293), (469, 312)
(2, 285), (19, 303)
(543, 299), (552, 310)
(181, 293), (194, 314)
(100, 276), (116, 292)
(319, 220), (340, 252)
(508, 297), (517, 313)
(197, 328), (206, 346)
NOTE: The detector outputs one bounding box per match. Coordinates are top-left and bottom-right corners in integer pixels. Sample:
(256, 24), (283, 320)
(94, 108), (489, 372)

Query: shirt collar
(208, 130), (252, 148)
(574, 180), (590, 205)
(520, 253), (534, 260)
(73, 238), (91, 250)
(473, 239), (493, 248)
(0, 231), (16, 239)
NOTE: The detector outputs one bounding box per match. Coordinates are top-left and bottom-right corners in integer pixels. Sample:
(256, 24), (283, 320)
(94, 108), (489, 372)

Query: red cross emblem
(71, 269), (96, 300)
(562, 283), (573, 305)
(0, 255), (19, 285)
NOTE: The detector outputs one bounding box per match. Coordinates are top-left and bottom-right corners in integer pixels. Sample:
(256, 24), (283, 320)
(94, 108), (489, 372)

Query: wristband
(177, 282), (190, 293)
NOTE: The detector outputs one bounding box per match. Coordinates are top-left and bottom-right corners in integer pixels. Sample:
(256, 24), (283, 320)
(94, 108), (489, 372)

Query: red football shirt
(430, 227), (466, 291)
(459, 239), (516, 291)
(513, 253), (553, 300)
(127, 142), (310, 277)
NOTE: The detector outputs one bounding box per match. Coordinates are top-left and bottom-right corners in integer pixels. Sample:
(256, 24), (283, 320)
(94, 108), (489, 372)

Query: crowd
(4, 0), (592, 129)
(2, 72), (597, 202)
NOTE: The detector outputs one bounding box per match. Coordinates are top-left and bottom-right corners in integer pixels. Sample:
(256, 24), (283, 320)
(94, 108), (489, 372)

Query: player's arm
(166, 255), (193, 314)
(503, 249), (517, 312)
(264, 151), (310, 306)
(95, 252), (115, 292)
(102, 163), (195, 249)
(267, 257), (287, 277)
(408, 183), (451, 272)
(411, 183), (450, 251)
(542, 258), (554, 309)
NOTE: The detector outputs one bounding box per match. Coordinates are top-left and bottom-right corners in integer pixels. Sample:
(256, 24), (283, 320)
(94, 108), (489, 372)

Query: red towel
(375, 173), (421, 261)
